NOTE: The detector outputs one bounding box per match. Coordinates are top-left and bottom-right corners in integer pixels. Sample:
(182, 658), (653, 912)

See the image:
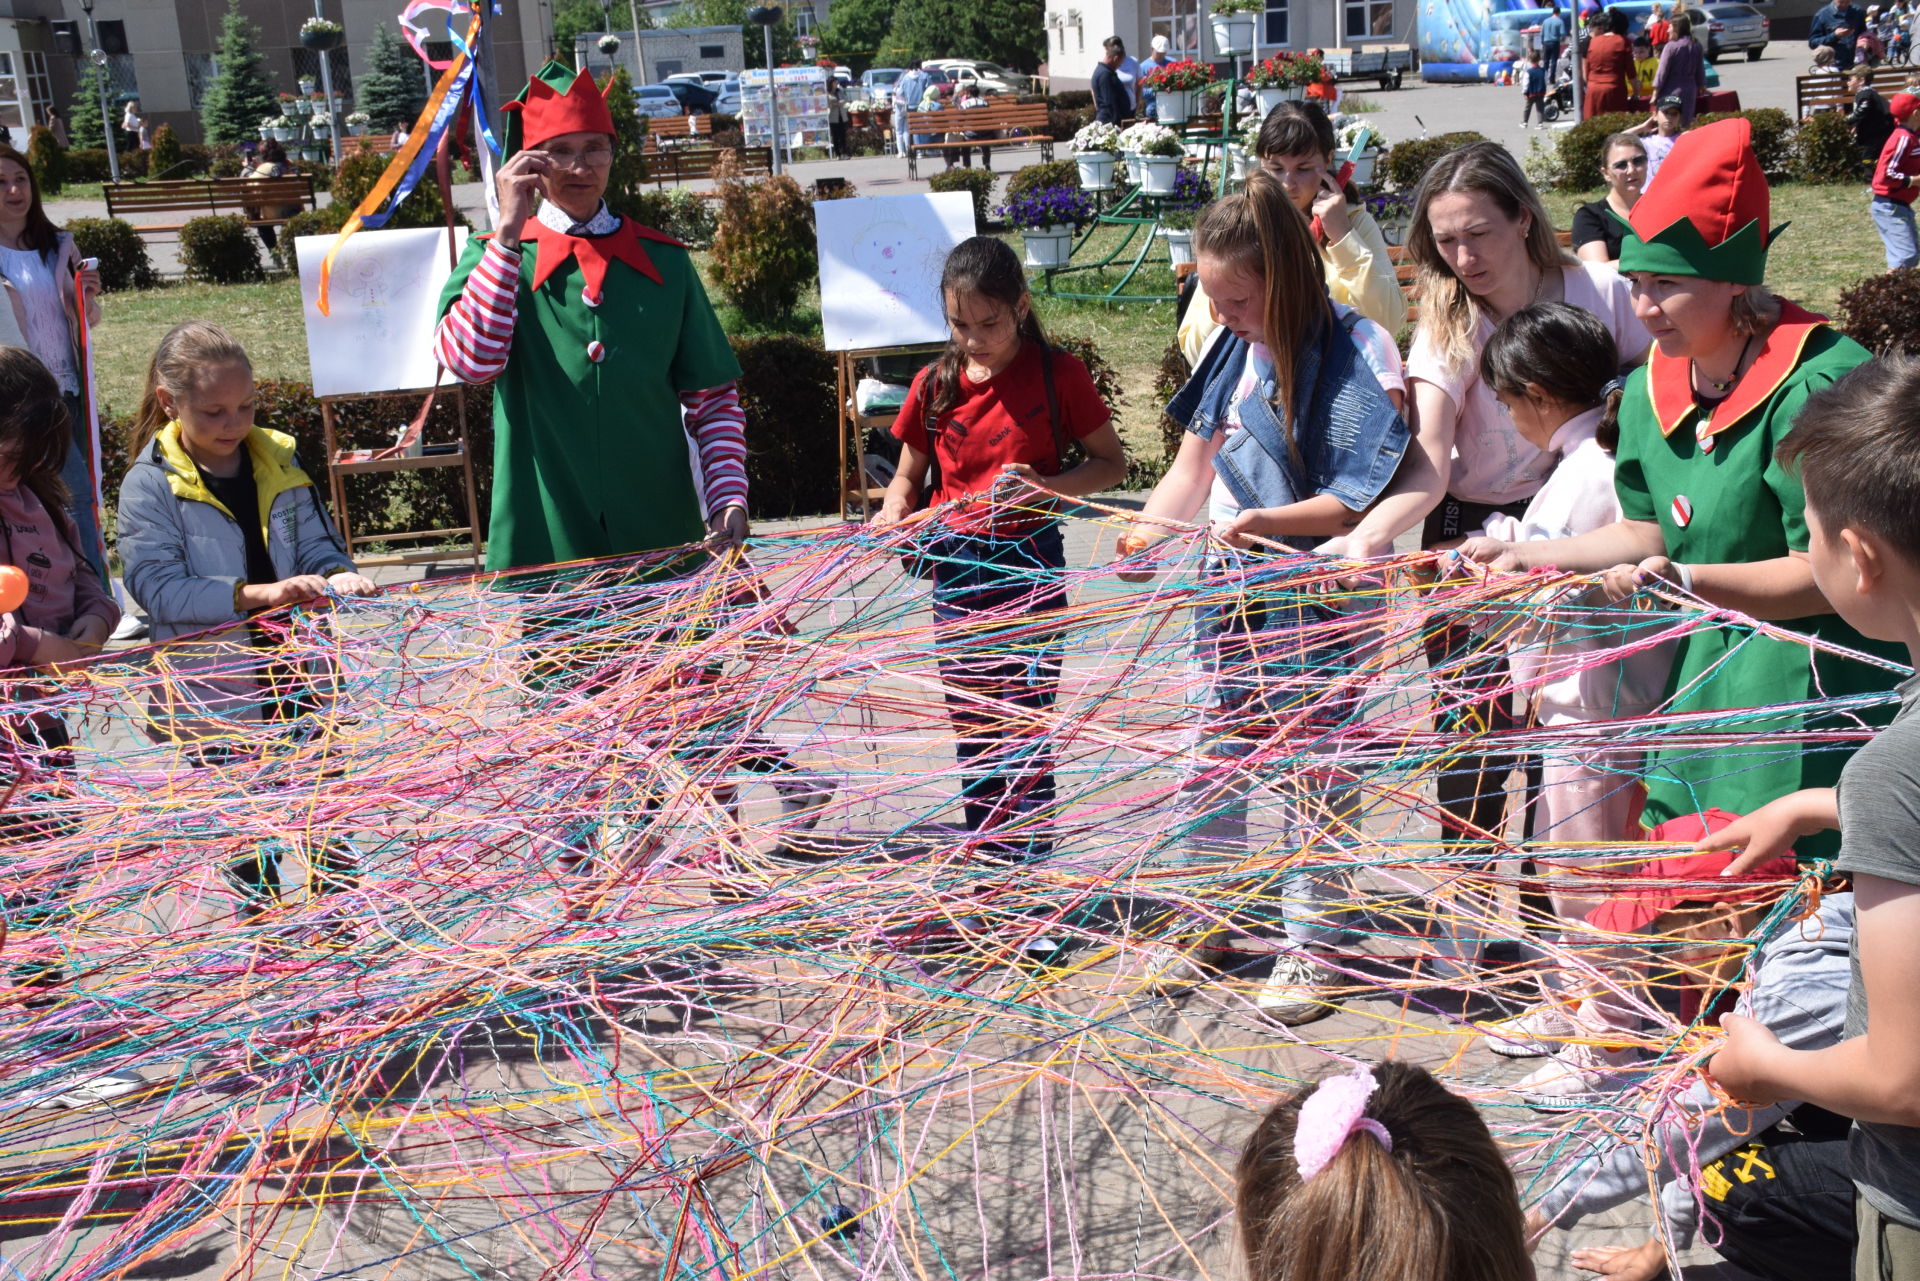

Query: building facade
(1044, 0), (1416, 89)
(0, 0), (561, 145)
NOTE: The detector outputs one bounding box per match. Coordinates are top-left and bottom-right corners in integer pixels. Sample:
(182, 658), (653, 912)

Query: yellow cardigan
(1176, 205), (1407, 366)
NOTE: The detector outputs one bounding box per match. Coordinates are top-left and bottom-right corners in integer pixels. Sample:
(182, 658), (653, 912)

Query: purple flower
(999, 184), (1096, 231)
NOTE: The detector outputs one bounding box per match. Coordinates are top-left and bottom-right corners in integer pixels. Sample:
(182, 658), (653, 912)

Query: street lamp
(75, 0), (121, 184)
(747, 4), (783, 175)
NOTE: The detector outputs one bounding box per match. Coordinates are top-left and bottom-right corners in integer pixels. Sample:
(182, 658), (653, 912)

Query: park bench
(902, 100), (1055, 179)
(645, 145), (773, 192)
(1796, 65), (1909, 118)
(104, 175), (318, 238)
(643, 114), (713, 149)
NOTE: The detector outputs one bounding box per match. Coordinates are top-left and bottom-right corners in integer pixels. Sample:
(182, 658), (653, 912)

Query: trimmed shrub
(117, 149), (149, 179)
(149, 123), (184, 179)
(209, 149), (245, 178)
(1049, 90), (1093, 110)
(1049, 105), (1095, 148)
(709, 154), (817, 322)
(625, 186), (718, 249)
(927, 166), (998, 227)
(846, 124), (888, 155)
(178, 214), (265, 283)
(272, 206), (347, 271)
(65, 217), (157, 291)
(26, 126), (64, 196)
(66, 149), (113, 184)
(330, 142), (466, 229)
(733, 334), (841, 517)
(1792, 107), (1863, 184)
(1837, 268), (1920, 354)
(1382, 131), (1491, 191)
(1693, 108), (1793, 177)
(1006, 159), (1080, 201)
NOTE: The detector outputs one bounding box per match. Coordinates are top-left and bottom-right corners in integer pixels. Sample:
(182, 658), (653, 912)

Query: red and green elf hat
(501, 59), (616, 157)
(1615, 117), (1784, 286)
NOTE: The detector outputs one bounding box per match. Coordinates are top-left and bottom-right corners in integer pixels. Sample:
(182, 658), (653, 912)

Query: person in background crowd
(826, 76), (850, 159)
(1542, 1), (1569, 80)
(1812, 42), (1844, 77)
(1871, 91), (1920, 267)
(1584, 8), (1639, 117)
(41, 106), (66, 149)
(120, 100), (148, 151)
(1112, 37), (1144, 114)
(239, 140), (303, 256)
(1573, 132), (1647, 265)
(1635, 96), (1686, 183)
(1812, 0), (1872, 70)
(892, 61), (931, 156)
(1521, 48), (1549, 128)
(1647, 2), (1673, 52)
(1851, 66), (1898, 161)
(1092, 38), (1132, 124)
(946, 83), (994, 170)
(1652, 12), (1709, 124)
(1141, 34), (1171, 120)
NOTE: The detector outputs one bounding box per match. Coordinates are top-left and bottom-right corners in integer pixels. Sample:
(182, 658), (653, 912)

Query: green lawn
(89, 181), (1874, 461)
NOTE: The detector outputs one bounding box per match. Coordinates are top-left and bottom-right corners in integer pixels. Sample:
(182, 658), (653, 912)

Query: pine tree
(356, 21), (428, 136)
(67, 62), (128, 155)
(199, 0), (280, 145)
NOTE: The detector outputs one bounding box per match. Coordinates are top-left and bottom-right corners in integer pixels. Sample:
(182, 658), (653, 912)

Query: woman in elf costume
(434, 61), (747, 574)
(1468, 117), (1905, 860)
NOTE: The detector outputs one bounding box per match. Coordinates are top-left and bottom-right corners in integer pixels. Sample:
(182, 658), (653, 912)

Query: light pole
(75, 0), (120, 184)
(747, 4), (782, 175)
(311, 0), (345, 164)
(626, 0), (644, 81)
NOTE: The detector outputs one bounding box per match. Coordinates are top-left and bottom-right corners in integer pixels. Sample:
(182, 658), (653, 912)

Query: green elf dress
(434, 60), (742, 575)
(1612, 117), (1906, 859)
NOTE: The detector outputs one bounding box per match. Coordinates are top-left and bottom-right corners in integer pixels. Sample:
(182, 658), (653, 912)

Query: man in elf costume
(434, 61), (747, 575)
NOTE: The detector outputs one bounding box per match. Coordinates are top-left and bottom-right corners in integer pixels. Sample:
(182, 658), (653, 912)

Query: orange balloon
(0, 565), (28, 615)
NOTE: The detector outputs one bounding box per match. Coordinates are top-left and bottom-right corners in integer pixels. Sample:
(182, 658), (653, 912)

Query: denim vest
(1166, 314), (1410, 548)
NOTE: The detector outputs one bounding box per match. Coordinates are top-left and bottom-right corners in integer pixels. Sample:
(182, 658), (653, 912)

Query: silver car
(1696, 2), (1770, 61)
(632, 83), (685, 117)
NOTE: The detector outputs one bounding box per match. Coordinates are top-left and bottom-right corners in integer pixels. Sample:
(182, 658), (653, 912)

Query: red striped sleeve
(433, 240), (523, 384)
(682, 382), (748, 515)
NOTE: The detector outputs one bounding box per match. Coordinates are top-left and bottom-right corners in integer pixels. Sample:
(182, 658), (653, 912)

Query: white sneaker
(38, 1068), (144, 1109)
(109, 613), (149, 643)
(1255, 953), (1342, 1025)
(1516, 1043), (1648, 1110)
(1481, 1003), (1582, 1058)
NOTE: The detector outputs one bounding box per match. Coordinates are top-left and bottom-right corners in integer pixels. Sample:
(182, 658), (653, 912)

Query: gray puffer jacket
(117, 423), (355, 740)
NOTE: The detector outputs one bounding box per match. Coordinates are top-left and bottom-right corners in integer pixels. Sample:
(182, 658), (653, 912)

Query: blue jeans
(1872, 195), (1920, 269)
(58, 393), (110, 591)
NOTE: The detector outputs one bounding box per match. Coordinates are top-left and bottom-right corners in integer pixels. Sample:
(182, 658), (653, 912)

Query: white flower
(299, 16), (342, 35)
(346, 111), (370, 125)
(1072, 121), (1122, 154)
(1119, 121), (1181, 156)
(1336, 120), (1386, 151)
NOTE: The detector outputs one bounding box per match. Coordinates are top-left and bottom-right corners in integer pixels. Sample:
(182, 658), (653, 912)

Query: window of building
(291, 48), (352, 97)
(23, 51), (50, 121)
(699, 44), (723, 57)
(1263, 0), (1289, 46)
(184, 52), (219, 110)
(96, 20), (128, 55)
(0, 53), (22, 128)
(1149, 0), (1202, 56)
(103, 54), (139, 99)
(1343, 0), (1394, 39)
(656, 59), (683, 76)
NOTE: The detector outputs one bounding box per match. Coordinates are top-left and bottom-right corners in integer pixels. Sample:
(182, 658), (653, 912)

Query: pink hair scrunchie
(1293, 1064), (1394, 1180)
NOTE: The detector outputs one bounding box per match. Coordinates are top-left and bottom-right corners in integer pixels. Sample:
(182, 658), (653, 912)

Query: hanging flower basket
(1162, 227), (1196, 266)
(597, 33), (621, 54)
(1075, 151), (1116, 190)
(1140, 156), (1181, 194)
(300, 19), (344, 51)
(1210, 13), (1256, 56)
(1021, 224), (1075, 268)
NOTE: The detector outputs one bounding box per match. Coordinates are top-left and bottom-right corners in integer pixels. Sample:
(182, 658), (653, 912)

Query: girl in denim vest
(1115, 170), (1410, 1024)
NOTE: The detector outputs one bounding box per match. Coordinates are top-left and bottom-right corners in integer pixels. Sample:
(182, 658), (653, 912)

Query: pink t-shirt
(1407, 261), (1650, 507)
(0, 483), (117, 668)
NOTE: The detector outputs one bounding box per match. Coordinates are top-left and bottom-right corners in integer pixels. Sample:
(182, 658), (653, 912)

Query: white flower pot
(1022, 224), (1075, 268)
(1211, 13), (1256, 56)
(1254, 86), (1289, 116)
(1229, 145), (1254, 181)
(349, 123), (367, 136)
(1120, 150), (1142, 184)
(1156, 87), (1195, 124)
(1140, 155), (1181, 194)
(1162, 227), (1195, 266)
(1075, 151), (1117, 190)
(1348, 149), (1380, 186)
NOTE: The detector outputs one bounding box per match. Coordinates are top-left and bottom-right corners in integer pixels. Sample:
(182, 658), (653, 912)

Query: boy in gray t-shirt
(1706, 355), (1920, 1281)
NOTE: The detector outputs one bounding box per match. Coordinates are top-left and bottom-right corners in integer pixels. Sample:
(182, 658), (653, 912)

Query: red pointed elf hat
(1617, 116), (1782, 285)
(501, 59), (616, 153)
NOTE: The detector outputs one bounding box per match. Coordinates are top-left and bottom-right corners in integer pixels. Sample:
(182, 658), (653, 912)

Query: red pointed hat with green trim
(502, 59), (616, 155)
(1617, 117), (1783, 285)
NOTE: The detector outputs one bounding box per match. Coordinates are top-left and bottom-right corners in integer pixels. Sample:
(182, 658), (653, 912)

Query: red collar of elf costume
(1645, 299), (1828, 441)
(508, 217), (687, 299)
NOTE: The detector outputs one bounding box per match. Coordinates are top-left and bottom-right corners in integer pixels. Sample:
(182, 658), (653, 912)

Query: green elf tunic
(438, 217), (741, 573)
(1613, 302), (1906, 858)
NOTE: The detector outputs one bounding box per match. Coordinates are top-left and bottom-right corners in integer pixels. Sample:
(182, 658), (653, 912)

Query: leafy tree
(815, 0), (893, 74)
(199, 0), (280, 145)
(67, 62), (129, 156)
(356, 21), (428, 136)
(600, 67), (651, 218)
(889, 0), (1044, 71)
(666, 0), (799, 69)
(553, 0), (608, 63)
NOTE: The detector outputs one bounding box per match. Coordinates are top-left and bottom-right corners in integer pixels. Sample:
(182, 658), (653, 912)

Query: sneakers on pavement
(1255, 953), (1343, 1026)
(1516, 1043), (1648, 1110)
(37, 1067), (145, 1109)
(1481, 1002), (1583, 1059)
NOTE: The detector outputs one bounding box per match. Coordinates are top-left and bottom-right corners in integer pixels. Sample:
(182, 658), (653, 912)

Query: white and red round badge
(1671, 494), (1694, 528)
(581, 286), (603, 308)
(586, 340), (606, 364)
(1697, 424), (1715, 453)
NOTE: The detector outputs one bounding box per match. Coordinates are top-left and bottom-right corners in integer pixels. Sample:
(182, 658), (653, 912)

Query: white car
(712, 78), (742, 114)
(925, 59), (1031, 95)
(632, 83), (685, 117)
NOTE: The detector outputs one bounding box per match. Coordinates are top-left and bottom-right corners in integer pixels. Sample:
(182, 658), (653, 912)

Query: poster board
(814, 192), (976, 353)
(296, 227), (468, 397)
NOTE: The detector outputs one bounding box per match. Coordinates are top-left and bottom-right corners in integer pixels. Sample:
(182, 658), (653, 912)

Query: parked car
(712, 78), (742, 114)
(1693, 1), (1770, 60)
(926, 58), (1031, 95)
(632, 83), (685, 118)
(861, 67), (905, 103)
(661, 78), (719, 112)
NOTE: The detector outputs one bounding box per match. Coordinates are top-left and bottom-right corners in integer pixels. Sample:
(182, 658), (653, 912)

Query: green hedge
(65, 217), (158, 291)
(927, 166), (998, 227)
(1382, 132), (1491, 191)
(1553, 113), (1644, 191)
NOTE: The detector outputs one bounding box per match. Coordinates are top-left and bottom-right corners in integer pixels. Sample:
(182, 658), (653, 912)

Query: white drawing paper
(815, 193), (977, 352)
(297, 227), (468, 397)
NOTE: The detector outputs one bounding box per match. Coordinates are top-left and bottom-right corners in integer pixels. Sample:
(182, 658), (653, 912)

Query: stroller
(1541, 67), (1575, 122)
